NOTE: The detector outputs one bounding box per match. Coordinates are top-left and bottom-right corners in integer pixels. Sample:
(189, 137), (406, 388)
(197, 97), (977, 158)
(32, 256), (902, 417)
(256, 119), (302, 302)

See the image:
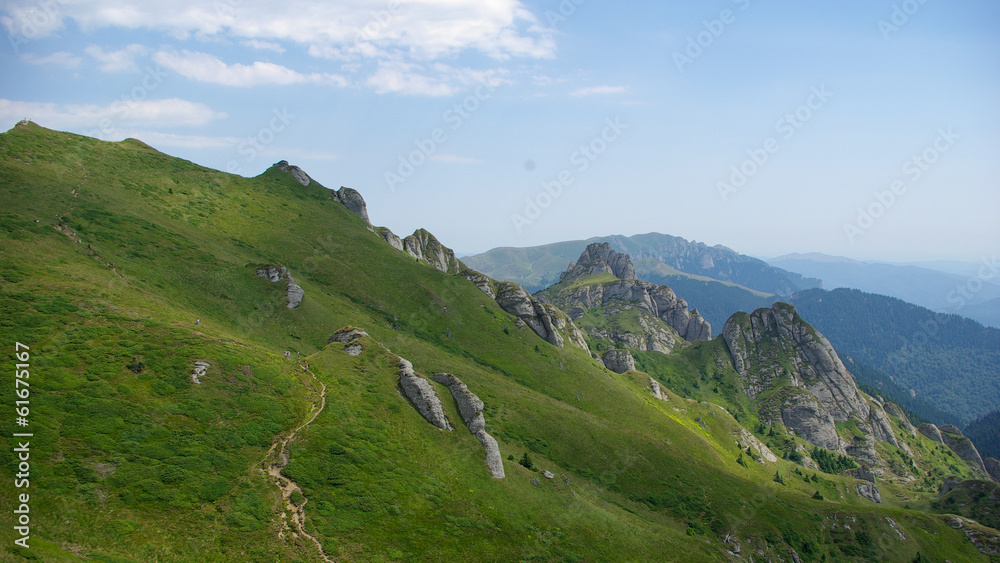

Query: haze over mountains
(4, 122), (999, 561)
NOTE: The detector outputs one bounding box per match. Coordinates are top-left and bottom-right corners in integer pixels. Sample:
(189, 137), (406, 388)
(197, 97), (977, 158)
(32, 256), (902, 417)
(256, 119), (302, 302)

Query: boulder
(397, 358), (452, 431)
(602, 349), (635, 374)
(857, 482), (882, 503)
(285, 281), (304, 309)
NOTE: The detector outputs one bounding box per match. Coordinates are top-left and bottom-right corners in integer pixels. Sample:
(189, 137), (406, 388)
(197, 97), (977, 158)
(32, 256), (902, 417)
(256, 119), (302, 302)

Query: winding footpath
(263, 369), (334, 563)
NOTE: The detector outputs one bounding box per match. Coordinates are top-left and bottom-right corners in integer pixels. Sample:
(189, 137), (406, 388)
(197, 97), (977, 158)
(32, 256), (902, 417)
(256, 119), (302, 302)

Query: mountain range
(2, 122), (998, 562)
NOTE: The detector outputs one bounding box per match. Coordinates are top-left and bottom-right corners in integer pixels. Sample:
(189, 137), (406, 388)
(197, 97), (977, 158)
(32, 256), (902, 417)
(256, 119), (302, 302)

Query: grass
(0, 122), (994, 561)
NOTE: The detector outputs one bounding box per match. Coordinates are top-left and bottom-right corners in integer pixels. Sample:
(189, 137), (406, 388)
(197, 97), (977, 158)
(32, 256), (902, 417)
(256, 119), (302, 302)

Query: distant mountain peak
(559, 242), (636, 283)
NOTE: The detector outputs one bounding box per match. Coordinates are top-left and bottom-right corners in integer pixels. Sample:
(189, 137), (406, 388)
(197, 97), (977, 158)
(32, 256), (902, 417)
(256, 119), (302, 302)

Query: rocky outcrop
(403, 229), (462, 274)
(431, 373), (505, 479)
(987, 458), (1000, 483)
(397, 358), (452, 431)
(273, 160), (310, 186)
(376, 227), (404, 252)
(333, 186), (370, 224)
(191, 361), (209, 385)
(602, 349), (636, 374)
(938, 425), (988, 474)
(255, 264), (304, 309)
(560, 242), (637, 283)
(649, 377), (664, 400)
(539, 279), (710, 345)
(885, 403), (917, 437)
(737, 428), (778, 463)
(919, 423), (944, 443)
(462, 270), (496, 299)
(329, 327), (367, 355)
(721, 303), (896, 453)
(857, 482), (882, 503)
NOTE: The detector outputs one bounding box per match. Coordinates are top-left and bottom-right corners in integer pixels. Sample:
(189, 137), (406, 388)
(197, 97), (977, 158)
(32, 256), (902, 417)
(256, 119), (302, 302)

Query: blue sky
(1, 0), (997, 261)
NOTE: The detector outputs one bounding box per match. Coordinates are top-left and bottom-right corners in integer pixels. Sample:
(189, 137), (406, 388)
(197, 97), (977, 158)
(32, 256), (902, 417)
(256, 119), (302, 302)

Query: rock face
(602, 349), (635, 374)
(334, 186), (370, 224)
(462, 270), (496, 299)
(402, 229), (462, 274)
(376, 227), (404, 252)
(987, 458), (1000, 483)
(397, 358), (452, 431)
(560, 242), (637, 283)
(539, 278), (710, 346)
(721, 303), (897, 453)
(938, 425), (988, 474)
(255, 264), (304, 309)
(919, 423), (944, 443)
(857, 482), (882, 503)
(431, 373), (505, 479)
(494, 281), (589, 351)
(273, 160), (311, 186)
(649, 377), (664, 400)
(737, 428), (778, 463)
(885, 403), (917, 437)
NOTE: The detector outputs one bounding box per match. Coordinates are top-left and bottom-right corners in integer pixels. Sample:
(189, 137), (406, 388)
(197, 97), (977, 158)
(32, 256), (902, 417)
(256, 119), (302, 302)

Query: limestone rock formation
(938, 425), (988, 474)
(919, 423), (944, 443)
(273, 160), (310, 186)
(403, 229), (462, 274)
(431, 373), (505, 479)
(857, 482), (882, 503)
(987, 458), (1000, 483)
(329, 327), (367, 355)
(397, 358), (452, 431)
(539, 278), (710, 346)
(649, 377), (664, 400)
(376, 227), (404, 252)
(462, 270), (496, 299)
(721, 303), (895, 453)
(885, 403), (917, 437)
(255, 264), (304, 309)
(333, 186), (370, 224)
(602, 349), (635, 374)
(560, 242), (637, 282)
(737, 428), (778, 463)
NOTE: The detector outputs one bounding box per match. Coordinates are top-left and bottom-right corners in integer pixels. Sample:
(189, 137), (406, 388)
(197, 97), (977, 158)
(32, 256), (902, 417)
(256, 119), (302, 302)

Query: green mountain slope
(0, 123), (995, 562)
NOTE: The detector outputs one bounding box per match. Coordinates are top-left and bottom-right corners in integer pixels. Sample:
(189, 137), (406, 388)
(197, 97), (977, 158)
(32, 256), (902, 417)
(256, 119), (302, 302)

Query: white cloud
(0, 98), (227, 131)
(153, 50), (348, 87)
(240, 39), (285, 53)
(1, 1), (555, 61)
(109, 130), (240, 148)
(570, 85), (627, 97)
(20, 51), (83, 68)
(367, 60), (507, 97)
(85, 44), (149, 72)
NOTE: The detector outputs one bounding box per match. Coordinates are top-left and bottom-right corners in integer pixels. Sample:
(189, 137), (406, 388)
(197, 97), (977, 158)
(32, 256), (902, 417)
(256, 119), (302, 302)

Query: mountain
(465, 233), (821, 295)
(787, 288), (1000, 424)
(769, 253), (1000, 328)
(965, 410), (1000, 461)
(1, 122), (998, 561)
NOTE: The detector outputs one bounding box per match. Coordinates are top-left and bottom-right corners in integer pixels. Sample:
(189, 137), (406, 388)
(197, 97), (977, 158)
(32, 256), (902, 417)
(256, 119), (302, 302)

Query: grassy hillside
(0, 122), (993, 561)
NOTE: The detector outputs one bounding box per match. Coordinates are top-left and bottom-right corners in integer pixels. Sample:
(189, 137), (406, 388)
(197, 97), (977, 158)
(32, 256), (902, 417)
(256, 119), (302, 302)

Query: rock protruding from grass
(432, 373), (505, 479)
(398, 358), (452, 431)
(602, 349), (635, 374)
(254, 264), (304, 309)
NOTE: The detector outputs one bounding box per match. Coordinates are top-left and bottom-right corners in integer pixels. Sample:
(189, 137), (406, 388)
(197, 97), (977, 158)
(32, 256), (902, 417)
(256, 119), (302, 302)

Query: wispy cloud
(570, 85), (627, 97)
(240, 39), (285, 53)
(152, 50), (348, 87)
(20, 51), (83, 69)
(0, 98), (227, 131)
(85, 44), (149, 72)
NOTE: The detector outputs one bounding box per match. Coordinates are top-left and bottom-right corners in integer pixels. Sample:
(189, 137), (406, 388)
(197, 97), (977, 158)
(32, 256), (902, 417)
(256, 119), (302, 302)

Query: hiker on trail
(304, 362), (309, 371)
(196, 318), (200, 326)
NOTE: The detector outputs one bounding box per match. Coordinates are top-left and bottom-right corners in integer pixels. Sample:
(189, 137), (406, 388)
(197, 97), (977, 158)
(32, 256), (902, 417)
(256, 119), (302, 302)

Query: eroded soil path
(264, 370), (334, 562)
